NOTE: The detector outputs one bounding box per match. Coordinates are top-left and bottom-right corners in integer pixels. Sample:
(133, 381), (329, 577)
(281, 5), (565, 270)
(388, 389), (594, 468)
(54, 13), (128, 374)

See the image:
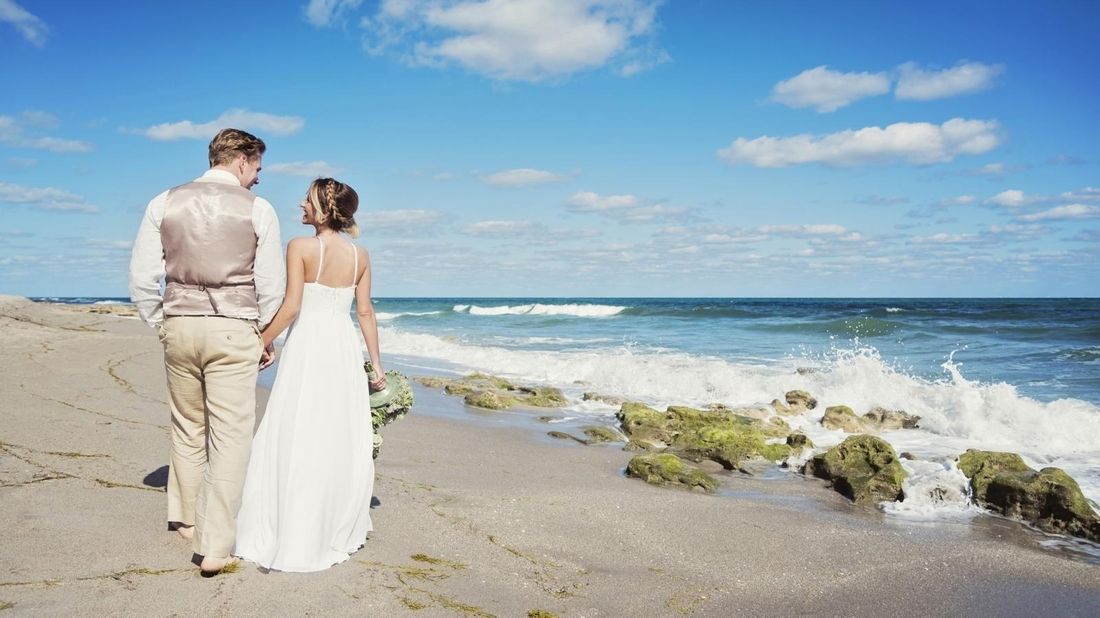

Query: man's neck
(209, 166), (243, 186)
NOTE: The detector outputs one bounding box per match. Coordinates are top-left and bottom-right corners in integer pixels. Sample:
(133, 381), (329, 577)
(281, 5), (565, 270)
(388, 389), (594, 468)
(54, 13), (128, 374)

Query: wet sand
(1, 295), (1097, 616)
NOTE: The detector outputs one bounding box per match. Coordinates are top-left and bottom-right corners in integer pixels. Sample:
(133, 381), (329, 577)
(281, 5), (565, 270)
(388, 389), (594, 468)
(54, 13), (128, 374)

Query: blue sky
(1, 0), (1099, 297)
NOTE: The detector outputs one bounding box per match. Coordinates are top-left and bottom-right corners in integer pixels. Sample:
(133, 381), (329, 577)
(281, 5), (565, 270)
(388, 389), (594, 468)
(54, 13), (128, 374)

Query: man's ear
(236, 153), (249, 170)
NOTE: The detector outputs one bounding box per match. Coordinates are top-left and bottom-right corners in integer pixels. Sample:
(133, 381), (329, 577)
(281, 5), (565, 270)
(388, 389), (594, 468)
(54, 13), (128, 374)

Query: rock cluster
(820, 405), (919, 433)
(416, 373), (566, 410)
(957, 450), (1100, 543)
(416, 376), (1100, 545)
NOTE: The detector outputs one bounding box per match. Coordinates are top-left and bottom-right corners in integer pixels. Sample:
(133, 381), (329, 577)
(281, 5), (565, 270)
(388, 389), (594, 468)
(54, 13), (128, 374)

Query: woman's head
(303, 178), (359, 237)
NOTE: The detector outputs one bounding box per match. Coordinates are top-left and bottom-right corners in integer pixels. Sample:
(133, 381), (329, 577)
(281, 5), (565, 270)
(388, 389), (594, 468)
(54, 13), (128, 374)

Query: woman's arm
(354, 246), (385, 389)
(260, 238), (308, 348)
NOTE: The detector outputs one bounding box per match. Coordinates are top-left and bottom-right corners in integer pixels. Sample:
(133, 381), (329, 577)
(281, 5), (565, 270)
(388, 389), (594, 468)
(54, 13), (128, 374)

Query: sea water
(46, 296), (1100, 523)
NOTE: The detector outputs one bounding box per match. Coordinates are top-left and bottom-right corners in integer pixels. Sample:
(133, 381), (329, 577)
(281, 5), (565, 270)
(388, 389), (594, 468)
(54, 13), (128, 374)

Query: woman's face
(300, 195), (319, 225)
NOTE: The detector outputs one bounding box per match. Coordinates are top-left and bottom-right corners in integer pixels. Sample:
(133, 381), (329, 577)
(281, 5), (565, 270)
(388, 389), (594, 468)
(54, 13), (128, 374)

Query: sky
(1, 0), (1099, 298)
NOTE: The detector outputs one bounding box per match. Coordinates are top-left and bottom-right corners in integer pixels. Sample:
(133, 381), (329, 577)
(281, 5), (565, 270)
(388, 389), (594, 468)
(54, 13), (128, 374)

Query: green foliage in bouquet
(365, 362), (414, 459)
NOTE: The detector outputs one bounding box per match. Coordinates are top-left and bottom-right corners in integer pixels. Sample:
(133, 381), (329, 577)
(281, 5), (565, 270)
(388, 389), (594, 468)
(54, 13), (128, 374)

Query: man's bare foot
(199, 556), (240, 577)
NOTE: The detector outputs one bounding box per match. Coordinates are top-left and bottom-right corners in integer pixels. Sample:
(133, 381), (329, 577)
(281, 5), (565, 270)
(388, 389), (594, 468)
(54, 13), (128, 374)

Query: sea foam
(454, 303), (625, 317)
(378, 327), (1100, 507)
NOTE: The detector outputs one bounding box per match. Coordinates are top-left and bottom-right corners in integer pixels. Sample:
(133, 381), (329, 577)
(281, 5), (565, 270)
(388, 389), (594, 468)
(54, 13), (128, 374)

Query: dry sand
(1, 295), (1097, 616)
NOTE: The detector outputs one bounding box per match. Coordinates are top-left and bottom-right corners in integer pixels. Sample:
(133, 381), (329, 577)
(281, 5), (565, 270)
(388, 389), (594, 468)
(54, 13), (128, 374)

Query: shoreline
(1, 296), (1098, 615)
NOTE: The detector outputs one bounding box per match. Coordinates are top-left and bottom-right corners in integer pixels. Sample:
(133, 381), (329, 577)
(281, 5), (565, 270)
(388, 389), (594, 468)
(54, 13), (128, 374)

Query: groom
(128, 128), (285, 574)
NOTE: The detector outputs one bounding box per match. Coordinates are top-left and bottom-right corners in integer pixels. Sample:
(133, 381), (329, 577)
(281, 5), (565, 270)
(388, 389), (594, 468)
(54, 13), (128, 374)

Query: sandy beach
(1, 295), (1097, 617)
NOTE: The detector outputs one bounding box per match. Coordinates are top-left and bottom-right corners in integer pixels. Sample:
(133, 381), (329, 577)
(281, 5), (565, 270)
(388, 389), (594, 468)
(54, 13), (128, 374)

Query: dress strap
(315, 237), (325, 283)
(350, 240), (358, 287)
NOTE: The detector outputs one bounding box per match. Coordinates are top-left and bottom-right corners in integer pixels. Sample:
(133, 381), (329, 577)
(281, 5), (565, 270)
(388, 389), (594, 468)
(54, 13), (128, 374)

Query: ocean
(39, 296), (1100, 526)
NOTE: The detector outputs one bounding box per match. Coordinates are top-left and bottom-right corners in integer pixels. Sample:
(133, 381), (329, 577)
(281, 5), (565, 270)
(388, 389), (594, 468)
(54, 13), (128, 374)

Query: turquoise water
(370, 297), (1100, 405)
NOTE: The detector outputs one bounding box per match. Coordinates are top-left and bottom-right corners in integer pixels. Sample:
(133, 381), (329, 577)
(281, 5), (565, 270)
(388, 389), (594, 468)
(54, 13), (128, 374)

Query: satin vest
(161, 180), (260, 320)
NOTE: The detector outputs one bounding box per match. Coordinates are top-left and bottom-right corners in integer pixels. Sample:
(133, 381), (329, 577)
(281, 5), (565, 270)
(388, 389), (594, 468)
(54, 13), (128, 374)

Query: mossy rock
(581, 425), (622, 444)
(616, 402), (673, 445)
(958, 450), (1100, 543)
(674, 424), (791, 472)
(463, 390), (513, 410)
(519, 386), (568, 408)
(547, 431), (587, 444)
(626, 453), (718, 493)
(415, 376), (452, 389)
(786, 433), (814, 450)
(468, 372), (516, 390)
(422, 373), (567, 410)
(863, 407), (920, 430)
(582, 392), (626, 405)
(821, 405), (862, 433)
(803, 435), (906, 504)
(617, 402), (790, 472)
(785, 390), (818, 410)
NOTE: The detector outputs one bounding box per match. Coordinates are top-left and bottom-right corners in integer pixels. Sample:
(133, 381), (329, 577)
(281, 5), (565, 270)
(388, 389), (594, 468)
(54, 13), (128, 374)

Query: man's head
(208, 128), (266, 189)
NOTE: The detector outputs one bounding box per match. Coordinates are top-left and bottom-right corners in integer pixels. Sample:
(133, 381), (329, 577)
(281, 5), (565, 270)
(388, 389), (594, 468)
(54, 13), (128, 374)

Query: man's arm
(128, 191), (169, 328)
(253, 197), (285, 328)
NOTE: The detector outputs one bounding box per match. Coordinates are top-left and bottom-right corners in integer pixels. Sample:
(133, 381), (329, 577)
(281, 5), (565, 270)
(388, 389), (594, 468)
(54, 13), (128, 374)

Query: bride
(235, 177), (385, 572)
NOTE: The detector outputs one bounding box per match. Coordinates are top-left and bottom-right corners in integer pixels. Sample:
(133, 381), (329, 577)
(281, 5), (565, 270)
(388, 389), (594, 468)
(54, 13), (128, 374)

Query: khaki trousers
(160, 316), (262, 559)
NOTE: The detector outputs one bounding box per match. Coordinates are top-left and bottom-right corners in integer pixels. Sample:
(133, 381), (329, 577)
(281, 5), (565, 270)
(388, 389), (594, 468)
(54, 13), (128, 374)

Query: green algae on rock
(820, 405), (863, 433)
(803, 435), (906, 504)
(626, 453), (718, 493)
(464, 390), (513, 410)
(957, 449), (1100, 543)
(417, 373), (567, 411)
(581, 425), (623, 444)
(616, 403), (793, 473)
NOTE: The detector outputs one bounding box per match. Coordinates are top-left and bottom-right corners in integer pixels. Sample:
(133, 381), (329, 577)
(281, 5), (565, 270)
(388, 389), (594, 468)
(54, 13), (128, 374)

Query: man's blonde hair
(208, 128), (266, 167)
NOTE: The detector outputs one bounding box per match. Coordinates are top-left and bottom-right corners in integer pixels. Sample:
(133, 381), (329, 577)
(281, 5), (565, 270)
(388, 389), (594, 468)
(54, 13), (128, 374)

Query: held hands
(259, 342), (276, 370)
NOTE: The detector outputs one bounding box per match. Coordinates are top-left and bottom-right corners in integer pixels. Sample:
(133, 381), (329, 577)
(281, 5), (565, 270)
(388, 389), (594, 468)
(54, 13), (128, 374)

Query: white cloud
(0, 112), (93, 153)
(361, 0), (666, 82)
(0, 0), (48, 47)
(483, 168), (568, 187)
(973, 162), (1005, 175)
(566, 190), (682, 223)
(910, 232), (981, 244)
(702, 232), (768, 244)
(266, 161), (342, 177)
(366, 209), (445, 230)
(718, 118), (1001, 168)
(945, 195), (977, 205)
(771, 65), (890, 113)
(17, 136), (93, 153)
(1060, 187), (1100, 202)
(759, 224), (848, 236)
(986, 189), (1031, 207)
(0, 181), (99, 213)
(895, 61), (1003, 101)
(567, 191), (638, 211)
(139, 108), (305, 141)
(304, 0), (363, 26)
(19, 110), (59, 129)
(462, 219), (538, 236)
(1018, 204), (1100, 222)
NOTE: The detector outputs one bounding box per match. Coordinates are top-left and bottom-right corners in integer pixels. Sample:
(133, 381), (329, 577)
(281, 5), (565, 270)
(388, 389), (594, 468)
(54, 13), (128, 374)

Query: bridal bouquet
(364, 362), (414, 459)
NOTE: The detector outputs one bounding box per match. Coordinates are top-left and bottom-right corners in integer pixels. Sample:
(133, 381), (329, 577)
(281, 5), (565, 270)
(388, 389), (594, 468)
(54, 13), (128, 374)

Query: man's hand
(259, 342), (276, 370)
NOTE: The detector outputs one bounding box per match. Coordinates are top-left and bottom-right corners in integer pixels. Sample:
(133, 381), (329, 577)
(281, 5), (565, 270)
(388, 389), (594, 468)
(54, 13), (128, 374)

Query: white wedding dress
(235, 237), (375, 572)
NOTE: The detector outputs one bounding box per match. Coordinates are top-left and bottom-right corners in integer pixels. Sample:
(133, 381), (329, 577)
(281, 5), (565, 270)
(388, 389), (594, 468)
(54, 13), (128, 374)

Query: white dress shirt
(128, 169), (285, 328)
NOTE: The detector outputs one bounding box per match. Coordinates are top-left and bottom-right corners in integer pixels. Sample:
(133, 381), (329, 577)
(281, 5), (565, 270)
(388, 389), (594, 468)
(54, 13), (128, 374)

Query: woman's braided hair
(307, 178), (360, 238)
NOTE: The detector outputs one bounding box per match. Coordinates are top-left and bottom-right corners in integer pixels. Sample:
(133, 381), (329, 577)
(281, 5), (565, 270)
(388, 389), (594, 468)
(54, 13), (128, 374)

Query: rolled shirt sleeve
(252, 196), (285, 328)
(128, 191), (169, 328)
